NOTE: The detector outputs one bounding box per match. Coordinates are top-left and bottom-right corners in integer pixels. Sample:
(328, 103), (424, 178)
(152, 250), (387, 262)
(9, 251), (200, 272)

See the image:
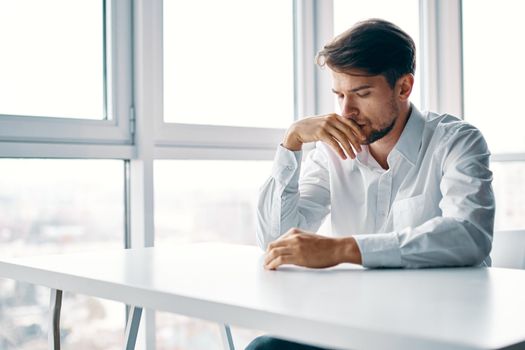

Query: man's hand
(282, 113), (366, 160)
(264, 228), (363, 270)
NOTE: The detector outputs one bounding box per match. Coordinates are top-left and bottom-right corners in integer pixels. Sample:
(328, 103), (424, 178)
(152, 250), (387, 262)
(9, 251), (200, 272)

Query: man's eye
(357, 91), (371, 97)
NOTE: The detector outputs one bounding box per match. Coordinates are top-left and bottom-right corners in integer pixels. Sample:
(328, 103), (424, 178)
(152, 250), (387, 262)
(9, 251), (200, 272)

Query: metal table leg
(49, 289), (63, 350)
(220, 324), (235, 350)
(124, 306), (143, 350)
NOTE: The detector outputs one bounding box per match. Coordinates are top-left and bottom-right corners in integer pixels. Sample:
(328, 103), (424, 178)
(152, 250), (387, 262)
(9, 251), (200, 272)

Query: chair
(490, 230), (525, 269)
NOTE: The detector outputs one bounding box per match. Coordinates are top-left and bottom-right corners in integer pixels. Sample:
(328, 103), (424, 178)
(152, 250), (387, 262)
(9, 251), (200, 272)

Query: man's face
(330, 69), (401, 145)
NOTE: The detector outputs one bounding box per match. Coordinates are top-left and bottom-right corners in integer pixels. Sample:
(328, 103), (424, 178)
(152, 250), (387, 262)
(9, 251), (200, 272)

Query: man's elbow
(463, 228), (493, 266)
(473, 238), (492, 266)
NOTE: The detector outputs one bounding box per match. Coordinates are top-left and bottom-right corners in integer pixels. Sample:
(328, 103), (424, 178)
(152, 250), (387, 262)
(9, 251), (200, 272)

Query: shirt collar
(391, 104), (425, 166)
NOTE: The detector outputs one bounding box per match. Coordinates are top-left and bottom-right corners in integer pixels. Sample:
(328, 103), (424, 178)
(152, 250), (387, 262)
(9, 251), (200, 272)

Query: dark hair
(316, 19), (416, 88)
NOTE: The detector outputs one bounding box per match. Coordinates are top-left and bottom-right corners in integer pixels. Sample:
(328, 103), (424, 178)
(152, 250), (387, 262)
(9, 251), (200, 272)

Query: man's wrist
(335, 236), (363, 265)
(282, 138), (302, 151)
(282, 129), (303, 151)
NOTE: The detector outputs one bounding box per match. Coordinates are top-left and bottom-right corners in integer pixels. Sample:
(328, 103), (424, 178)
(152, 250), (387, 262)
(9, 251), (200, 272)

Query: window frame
(0, 0), (133, 148)
(433, 0), (525, 163)
(152, 0), (298, 156)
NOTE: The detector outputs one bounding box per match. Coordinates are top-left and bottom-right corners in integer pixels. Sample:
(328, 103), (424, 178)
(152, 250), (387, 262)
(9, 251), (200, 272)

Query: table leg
(124, 306), (143, 350)
(220, 324), (235, 350)
(48, 289), (63, 350)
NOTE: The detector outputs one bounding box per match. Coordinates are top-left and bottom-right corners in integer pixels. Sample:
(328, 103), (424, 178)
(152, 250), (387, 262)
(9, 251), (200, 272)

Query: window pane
(492, 162), (525, 231)
(332, 0), (421, 109)
(154, 160), (271, 349)
(0, 159), (125, 349)
(163, 0), (294, 128)
(155, 160), (272, 245)
(463, 0), (525, 153)
(0, 1), (105, 119)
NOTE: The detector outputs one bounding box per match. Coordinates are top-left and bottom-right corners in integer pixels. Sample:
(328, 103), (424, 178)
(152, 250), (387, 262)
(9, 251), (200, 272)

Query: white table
(1, 243), (525, 350)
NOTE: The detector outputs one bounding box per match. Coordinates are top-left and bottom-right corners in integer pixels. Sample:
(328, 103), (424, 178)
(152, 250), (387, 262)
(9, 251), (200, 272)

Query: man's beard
(365, 118), (397, 144)
(362, 97), (399, 145)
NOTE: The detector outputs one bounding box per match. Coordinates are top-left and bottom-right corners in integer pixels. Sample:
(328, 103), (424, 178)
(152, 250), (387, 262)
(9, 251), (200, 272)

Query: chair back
(491, 230), (525, 269)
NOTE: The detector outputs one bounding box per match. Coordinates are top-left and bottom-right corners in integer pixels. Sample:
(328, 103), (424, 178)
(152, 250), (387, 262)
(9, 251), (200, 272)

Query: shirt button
(286, 165), (293, 171)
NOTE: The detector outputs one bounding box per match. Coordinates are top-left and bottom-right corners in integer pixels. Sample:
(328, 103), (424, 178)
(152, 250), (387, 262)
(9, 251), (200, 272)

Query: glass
(163, 0), (294, 128)
(463, 0), (525, 153)
(155, 160), (272, 245)
(0, 1), (106, 119)
(154, 159), (272, 348)
(332, 0), (421, 108)
(0, 159), (125, 349)
(491, 162), (525, 231)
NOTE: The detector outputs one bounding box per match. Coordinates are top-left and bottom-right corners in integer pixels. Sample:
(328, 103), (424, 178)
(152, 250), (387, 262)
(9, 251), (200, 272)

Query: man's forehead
(330, 69), (382, 89)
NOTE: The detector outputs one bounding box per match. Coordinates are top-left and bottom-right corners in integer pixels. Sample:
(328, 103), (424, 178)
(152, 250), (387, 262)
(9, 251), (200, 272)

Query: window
(491, 162), (525, 230)
(0, 1), (105, 120)
(463, 0), (525, 154)
(0, 0), (132, 145)
(156, 2), (296, 345)
(332, 0), (421, 108)
(163, 0), (294, 128)
(155, 160), (272, 245)
(0, 159), (125, 349)
(463, 0), (525, 231)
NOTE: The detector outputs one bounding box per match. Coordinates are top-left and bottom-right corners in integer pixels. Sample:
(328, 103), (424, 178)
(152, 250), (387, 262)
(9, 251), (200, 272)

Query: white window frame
(0, 0), (133, 152)
(150, 0), (303, 161)
(419, 0), (463, 116)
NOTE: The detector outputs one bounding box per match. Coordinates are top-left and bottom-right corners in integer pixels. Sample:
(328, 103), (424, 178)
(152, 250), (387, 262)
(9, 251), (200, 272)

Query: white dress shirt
(257, 106), (495, 268)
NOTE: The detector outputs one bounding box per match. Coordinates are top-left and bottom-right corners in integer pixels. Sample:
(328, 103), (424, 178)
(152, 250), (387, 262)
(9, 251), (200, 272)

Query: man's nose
(341, 96), (359, 119)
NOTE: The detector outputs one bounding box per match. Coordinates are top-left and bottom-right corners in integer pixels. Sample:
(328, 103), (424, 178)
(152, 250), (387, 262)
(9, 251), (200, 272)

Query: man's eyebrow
(331, 85), (372, 94)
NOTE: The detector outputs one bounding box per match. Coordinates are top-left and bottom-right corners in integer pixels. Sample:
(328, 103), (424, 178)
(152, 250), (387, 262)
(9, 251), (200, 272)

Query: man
(247, 19), (494, 350)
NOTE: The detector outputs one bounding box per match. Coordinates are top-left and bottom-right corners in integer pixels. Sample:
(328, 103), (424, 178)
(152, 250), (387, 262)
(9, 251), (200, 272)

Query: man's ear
(397, 74), (414, 101)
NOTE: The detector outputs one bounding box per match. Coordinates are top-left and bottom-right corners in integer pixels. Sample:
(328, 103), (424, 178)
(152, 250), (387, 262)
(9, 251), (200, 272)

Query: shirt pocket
(392, 194), (427, 231)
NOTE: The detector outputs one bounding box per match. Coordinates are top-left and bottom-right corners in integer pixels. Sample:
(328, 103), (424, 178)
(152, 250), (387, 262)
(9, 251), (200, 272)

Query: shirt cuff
(271, 145), (302, 186)
(353, 232), (403, 267)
